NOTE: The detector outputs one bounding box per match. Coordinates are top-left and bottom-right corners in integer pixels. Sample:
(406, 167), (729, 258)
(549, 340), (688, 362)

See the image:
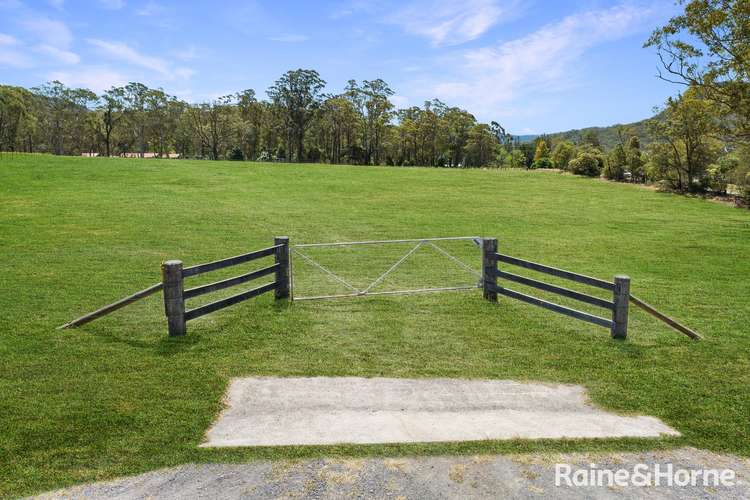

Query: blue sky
(0, 0), (681, 134)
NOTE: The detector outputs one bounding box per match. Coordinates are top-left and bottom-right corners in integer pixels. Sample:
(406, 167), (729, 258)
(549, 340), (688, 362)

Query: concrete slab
(33, 448), (749, 499)
(201, 377), (679, 447)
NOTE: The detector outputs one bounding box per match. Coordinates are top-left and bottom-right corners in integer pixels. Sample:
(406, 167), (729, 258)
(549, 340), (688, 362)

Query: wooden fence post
(274, 236), (290, 300)
(161, 260), (185, 336)
(611, 275), (630, 339)
(482, 238), (498, 302)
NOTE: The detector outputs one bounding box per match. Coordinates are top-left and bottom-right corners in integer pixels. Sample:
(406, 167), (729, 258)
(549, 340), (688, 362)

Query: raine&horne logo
(555, 463), (737, 488)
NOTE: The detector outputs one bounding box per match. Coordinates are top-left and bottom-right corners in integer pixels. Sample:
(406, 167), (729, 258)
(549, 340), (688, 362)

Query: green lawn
(1, 154), (749, 498)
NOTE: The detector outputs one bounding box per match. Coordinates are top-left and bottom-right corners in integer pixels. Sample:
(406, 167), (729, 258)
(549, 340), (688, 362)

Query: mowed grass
(1, 153), (749, 497)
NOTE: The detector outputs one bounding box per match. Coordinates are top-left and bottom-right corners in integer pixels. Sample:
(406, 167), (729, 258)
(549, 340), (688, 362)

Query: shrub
(707, 154), (739, 194)
(603, 145), (627, 181)
(257, 151), (274, 162)
(626, 136), (645, 182)
(603, 161), (626, 180)
(533, 139), (550, 161)
(550, 141), (576, 170)
(531, 157), (553, 169)
(654, 179), (673, 192)
(569, 152), (603, 177)
(740, 172), (750, 207)
(228, 147), (244, 161)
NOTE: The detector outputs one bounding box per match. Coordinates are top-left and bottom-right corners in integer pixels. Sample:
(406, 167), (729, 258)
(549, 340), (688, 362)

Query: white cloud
(48, 67), (127, 92)
(35, 44), (80, 64)
(172, 67), (194, 79)
(171, 88), (193, 100)
(388, 0), (513, 46)
(171, 45), (202, 61)
(0, 32), (30, 68)
(428, 3), (657, 116)
(136, 1), (163, 16)
(0, 32), (19, 45)
(48, 0), (64, 10)
(329, 0), (378, 19)
(21, 17), (73, 48)
(87, 38), (195, 82)
(391, 94), (409, 108)
(0, 0), (23, 8)
(99, 0), (124, 9)
(0, 47), (32, 67)
(87, 38), (169, 75)
(268, 34), (309, 43)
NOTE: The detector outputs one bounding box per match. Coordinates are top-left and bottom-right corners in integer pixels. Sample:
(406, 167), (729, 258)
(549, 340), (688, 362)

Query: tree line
(0, 0), (748, 205)
(0, 73), (516, 169)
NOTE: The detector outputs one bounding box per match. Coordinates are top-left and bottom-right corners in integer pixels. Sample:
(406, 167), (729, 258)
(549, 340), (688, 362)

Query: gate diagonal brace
(291, 236), (482, 300)
(291, 248), (360, 293)
(360, 241), (424, 294)
(426, 241), (482, 279)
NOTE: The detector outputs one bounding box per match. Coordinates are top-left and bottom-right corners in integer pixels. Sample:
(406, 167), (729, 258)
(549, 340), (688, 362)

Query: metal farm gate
(59, 235), (703, 341)
(290, 237), (483, 301)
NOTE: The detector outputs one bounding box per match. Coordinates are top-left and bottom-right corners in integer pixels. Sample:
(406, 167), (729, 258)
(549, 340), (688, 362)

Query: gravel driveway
(33, 447), (748, 499)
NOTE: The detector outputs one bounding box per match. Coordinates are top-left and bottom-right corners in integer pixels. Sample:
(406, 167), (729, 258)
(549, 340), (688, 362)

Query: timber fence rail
(481, 237), (630, 339)
(58, 282), (163, 329)
(59, 233), (701, 341)
(162, 236), (290, 336)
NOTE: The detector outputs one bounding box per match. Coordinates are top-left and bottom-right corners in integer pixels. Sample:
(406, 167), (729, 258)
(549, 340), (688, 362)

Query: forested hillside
(541, 115), (655, 151)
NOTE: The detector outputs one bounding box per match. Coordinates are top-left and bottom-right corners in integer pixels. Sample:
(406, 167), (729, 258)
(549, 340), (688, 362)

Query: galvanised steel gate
(290, 236), (483, 301)
(61, 234), (704, 341)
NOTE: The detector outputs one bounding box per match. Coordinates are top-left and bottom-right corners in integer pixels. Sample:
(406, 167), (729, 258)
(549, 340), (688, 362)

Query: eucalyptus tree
(267, 69), (326, 162)
(32, 81), (96, 155)
(316, 94), (359, 164)
(0, 85), (28, 152)
(464, 124), (498, 167)
(144, 89), (184, 157)
(235, 89), (263, 160)
(626, 136), (645, 182)
(189, 95), (237, 160)
(646, 0), (750, 143)
(122, 82), (150, 157)
(99, 86), (125, 157)
(444, 107), (476, 167)
(394, 106), (421, 165)
(345, 79), (395, 164)
(646, 88), (720, 191)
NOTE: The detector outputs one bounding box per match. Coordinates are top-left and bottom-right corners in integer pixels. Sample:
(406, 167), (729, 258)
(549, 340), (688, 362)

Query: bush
(707, 155), (739, 194)
(257, 151), (274, 162)
(531, 157), (553, 169)
(740, 172), (750, 207)
(654, 179), (674, 192)
(569, 152), (603, 177)
(603, 145), (627, 181)
(228, 147), (244, 161)
(550, 141), (576, 170)
(602, 161), (626, 181)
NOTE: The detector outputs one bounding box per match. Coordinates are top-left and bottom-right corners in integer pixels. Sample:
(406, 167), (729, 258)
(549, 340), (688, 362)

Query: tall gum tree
(267, 69), (326, 162)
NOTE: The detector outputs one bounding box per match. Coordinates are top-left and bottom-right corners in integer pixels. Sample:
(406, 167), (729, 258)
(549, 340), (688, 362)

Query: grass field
(1, 154), (749, 498)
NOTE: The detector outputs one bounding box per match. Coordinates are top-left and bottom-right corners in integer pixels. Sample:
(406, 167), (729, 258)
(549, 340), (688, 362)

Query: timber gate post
(274, 236), (290, 300)
(481, 238), (498, 302)
(611, 275), (630, 339)
(161, 260), (186, 336)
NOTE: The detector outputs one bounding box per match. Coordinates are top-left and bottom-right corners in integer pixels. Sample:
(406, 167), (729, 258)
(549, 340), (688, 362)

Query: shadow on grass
(610, 339), (646, 358)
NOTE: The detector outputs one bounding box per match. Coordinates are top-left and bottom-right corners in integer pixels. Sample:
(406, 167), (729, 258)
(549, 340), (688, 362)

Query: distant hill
(514, 114), (658, 150)
(514, 134), (538, 143)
